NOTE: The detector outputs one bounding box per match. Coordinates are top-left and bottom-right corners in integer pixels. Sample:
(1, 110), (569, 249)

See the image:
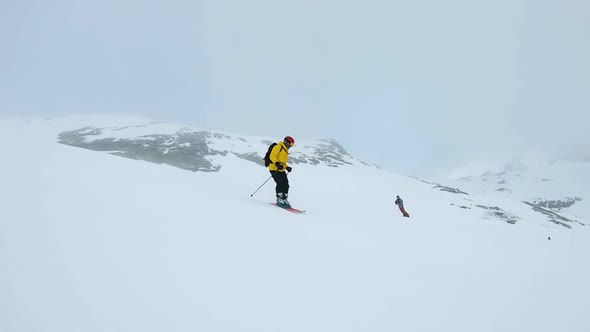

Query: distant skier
(395, 195), (410, 217)
(268, 136), (295, 208)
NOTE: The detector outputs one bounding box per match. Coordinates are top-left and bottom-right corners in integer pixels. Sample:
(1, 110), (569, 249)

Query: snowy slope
(439, 161), (590, 226)
(48, 114), (590, 229)
(1, 115), (589, 332)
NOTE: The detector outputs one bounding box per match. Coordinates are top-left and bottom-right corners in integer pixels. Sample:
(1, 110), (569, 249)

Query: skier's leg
(275, 172), (290, 207)
(283, 173), (290, 195)
(270, 171), (282, 202)
(401, 207), (410, 217)
(282, 174), (290, 206)
(274, 172), (287, 193)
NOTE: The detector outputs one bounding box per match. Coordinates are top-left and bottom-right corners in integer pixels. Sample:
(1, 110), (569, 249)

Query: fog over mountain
(2, 0), (588, 175)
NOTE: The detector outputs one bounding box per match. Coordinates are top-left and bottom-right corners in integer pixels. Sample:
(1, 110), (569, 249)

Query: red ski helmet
(284, 136), (295, 147)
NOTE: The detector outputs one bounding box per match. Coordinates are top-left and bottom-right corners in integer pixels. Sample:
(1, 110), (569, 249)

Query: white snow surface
(443, 161), (590, 222)
(1, 116), (589, 332)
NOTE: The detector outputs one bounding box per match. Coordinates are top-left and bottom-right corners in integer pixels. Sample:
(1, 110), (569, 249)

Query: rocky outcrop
(474, 205), (519, 224)
(411, 177), (469, 195)
(59, 128), (223, 172)
(434, 185), (469, 195)
(58, 127), (360, 172)
(522, 200), (585, 229)
(289, 139), (355, 168)
(531, 197), (581, 211)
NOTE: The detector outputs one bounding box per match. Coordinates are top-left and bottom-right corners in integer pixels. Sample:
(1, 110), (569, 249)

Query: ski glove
(275, 162), (284, 170)
(286, 166), (292, 172)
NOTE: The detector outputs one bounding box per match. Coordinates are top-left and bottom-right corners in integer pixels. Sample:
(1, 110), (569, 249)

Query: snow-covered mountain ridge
(56, 118), (372, 172)
(432, 160), (590, 228)
(45, 115), (587, 230)
(1, 114), (589, 332)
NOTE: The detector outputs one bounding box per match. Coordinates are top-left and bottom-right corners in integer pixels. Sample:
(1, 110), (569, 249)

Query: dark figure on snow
(395, 195), (410, 217)
(268, 136), (295, 208)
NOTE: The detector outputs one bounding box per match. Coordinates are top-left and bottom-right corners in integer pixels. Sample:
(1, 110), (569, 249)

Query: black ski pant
(270, 171), (289, 196)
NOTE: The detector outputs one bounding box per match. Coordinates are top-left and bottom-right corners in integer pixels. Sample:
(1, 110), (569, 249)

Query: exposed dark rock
(58, 127), (360, 172)
(433, 185), (469, 195)
(474, 205), (519, 224)
(290, 139), (354, 168)
(531, 197), (581, 211)
(232, 152), (264, 166)
(521, 201), (584, 229)
(409, 177), (469, 195)
(59, 128), (222, 172)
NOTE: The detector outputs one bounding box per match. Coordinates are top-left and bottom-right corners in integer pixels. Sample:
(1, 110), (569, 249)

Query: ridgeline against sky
(1, 0), (588, 175)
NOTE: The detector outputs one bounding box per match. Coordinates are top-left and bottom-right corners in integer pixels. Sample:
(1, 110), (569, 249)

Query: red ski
(270, 203), (305, 213)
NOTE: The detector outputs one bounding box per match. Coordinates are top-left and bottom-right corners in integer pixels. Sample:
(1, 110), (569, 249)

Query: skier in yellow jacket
(269, 136), (295, 208)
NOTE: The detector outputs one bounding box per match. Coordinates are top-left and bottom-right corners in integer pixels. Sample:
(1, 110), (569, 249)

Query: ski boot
(276, 193), (291, 208)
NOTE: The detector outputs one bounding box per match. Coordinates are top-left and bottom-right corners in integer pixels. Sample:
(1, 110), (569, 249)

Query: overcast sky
(1, 0), (588, 176)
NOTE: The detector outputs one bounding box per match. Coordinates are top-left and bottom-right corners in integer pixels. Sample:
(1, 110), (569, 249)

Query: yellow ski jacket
(268, 141), (290, 172)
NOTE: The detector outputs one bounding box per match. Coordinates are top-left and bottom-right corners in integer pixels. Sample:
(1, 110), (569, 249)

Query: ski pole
(250, 175), (273, 197)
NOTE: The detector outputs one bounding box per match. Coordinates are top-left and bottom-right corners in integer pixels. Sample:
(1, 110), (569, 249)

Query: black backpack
(263, 143), (277, 167)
